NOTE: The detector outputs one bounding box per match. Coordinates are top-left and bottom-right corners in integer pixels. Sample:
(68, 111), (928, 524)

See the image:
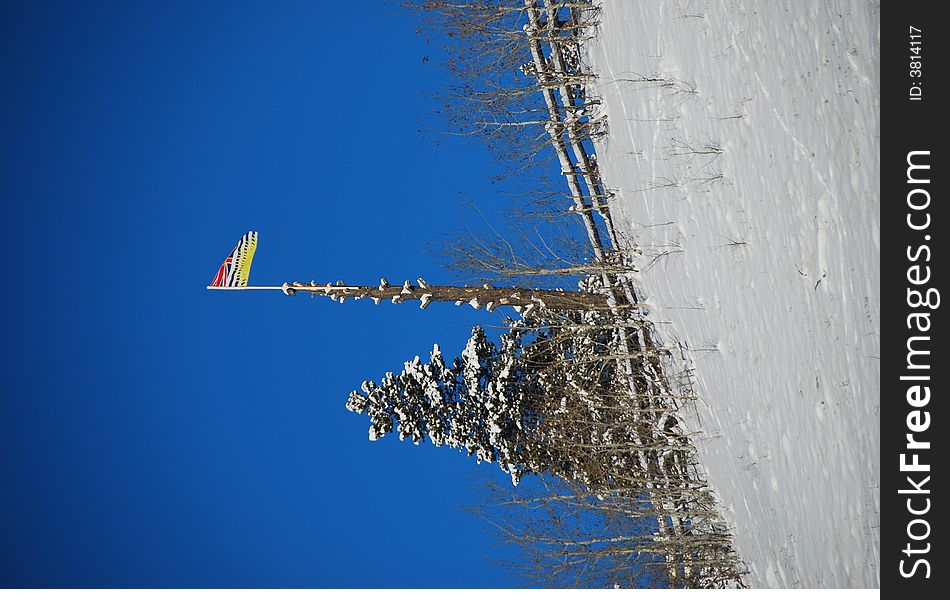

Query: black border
(882, 2), (944, 593)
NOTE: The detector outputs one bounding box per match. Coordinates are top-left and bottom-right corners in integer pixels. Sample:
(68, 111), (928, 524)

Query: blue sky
(1, 1), (530, 587)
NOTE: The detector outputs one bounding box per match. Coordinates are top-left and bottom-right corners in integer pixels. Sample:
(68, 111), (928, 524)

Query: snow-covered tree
(345, 298), (744, 586)
(348, 323), (537, 484)
(346, 308), (624, 485)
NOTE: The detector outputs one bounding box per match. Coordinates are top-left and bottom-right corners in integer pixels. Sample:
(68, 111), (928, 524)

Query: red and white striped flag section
(209, 231), (258, 288)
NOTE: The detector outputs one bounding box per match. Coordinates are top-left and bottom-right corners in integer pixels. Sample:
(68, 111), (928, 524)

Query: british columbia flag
(210, 231), (258, 287)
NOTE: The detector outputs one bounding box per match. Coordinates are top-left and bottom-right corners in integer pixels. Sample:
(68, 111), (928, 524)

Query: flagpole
(206, 281), (645, 312)
(206, 286), (286, 290)
(206, 283), (359, 294)
(206, 234), (638, 311)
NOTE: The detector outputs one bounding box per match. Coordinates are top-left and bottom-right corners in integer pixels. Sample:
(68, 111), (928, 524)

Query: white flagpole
(206, 286), (286, 290)
(207, 282), (364, 295)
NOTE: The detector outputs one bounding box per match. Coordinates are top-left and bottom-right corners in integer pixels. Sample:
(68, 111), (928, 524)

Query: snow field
(587, 0), (880, 588)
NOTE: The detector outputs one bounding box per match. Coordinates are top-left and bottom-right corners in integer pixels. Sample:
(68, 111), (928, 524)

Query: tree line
(340, 0), (746, 588)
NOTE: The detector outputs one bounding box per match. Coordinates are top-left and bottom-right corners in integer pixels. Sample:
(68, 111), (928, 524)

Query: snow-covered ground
(587, 0), (880, 588)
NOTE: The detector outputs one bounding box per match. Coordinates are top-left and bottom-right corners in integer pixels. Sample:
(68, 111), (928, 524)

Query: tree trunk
(282, 279), (624, 313)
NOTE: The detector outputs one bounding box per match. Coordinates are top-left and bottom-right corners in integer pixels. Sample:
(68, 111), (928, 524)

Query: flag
(210, 231), (258, 287)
